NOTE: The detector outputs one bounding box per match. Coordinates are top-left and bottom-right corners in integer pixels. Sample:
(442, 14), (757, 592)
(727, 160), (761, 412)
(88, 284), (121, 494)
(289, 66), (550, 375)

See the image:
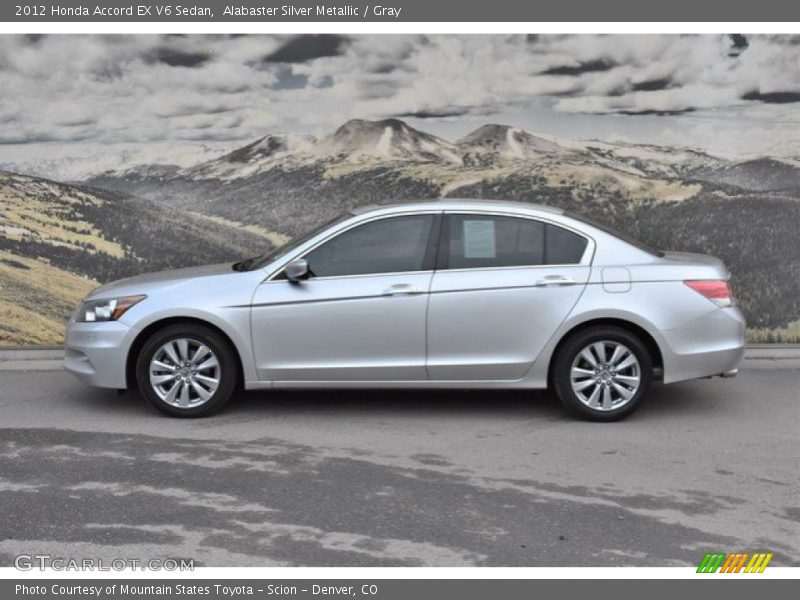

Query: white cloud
(0, 34), (799, 159)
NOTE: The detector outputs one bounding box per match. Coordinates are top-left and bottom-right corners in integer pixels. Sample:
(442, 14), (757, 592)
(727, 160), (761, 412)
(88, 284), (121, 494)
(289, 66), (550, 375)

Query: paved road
(0, 367), (797, 567)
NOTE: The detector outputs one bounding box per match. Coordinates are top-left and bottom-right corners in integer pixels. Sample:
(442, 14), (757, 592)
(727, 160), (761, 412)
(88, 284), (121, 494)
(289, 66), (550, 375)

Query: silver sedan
(64, 200), (745, 420)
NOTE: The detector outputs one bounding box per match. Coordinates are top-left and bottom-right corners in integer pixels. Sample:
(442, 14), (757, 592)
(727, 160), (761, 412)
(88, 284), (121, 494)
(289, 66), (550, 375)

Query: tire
(552, 326), (653, 422)
(135, 323), (239, 417)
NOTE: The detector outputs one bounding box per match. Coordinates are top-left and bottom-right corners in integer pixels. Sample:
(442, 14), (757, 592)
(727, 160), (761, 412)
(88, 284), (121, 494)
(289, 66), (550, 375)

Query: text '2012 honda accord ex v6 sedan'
(64, 200), (745, 421)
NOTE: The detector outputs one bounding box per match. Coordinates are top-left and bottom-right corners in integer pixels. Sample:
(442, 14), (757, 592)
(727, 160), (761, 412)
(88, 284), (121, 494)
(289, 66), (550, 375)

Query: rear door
(426, 212), (591, 380)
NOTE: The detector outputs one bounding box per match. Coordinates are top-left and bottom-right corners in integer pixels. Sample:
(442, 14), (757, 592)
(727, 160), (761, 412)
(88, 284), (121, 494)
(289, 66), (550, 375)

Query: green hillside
(0, 171), (275, 345)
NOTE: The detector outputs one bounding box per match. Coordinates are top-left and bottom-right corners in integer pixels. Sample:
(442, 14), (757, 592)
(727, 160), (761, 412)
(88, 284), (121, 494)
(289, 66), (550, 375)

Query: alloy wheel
(569, 340), (641, 411)
(148, 338), (220, 408)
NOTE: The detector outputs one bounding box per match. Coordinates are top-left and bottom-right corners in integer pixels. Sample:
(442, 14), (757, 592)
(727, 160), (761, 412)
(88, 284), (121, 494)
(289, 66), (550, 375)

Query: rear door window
(442, 214), (587, 269)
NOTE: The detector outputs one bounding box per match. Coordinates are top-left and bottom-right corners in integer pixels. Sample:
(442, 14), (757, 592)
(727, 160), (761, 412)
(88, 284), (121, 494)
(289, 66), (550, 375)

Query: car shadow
(79, 376), (732, 422)
(215, 379), (725, 422)
(225, 387), (567, 419)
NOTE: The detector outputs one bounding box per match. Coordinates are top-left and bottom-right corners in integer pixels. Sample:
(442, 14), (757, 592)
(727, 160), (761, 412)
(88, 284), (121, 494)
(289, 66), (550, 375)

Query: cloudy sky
(1, 33), (800, 171)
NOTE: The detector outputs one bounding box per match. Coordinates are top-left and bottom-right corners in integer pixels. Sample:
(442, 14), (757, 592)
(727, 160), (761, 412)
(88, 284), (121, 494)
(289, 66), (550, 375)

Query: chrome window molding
(263, 208), (595, 283)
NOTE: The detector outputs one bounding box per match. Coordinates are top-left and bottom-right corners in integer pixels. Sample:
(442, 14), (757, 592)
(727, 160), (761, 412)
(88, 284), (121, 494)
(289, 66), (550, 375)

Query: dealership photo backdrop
(0, 33), (799, 345)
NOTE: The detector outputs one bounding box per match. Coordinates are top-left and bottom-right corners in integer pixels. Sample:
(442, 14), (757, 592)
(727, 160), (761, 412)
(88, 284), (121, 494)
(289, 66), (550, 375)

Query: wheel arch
(547, 317), (664, 384)
(125, 317), (245, 390)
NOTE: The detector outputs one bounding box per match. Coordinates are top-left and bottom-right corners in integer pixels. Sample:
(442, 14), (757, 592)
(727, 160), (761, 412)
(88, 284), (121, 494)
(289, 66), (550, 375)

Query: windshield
(565, 211), (664, 258)
(234, 213), (352, 272)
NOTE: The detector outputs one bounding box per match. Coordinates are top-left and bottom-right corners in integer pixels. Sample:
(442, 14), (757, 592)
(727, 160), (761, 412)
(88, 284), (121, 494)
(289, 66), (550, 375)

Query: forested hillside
(0, 171), (275, 344)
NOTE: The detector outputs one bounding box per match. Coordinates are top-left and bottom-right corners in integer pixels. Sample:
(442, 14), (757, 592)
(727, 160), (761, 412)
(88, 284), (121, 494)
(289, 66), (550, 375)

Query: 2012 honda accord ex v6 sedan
(64, 200), (745, 420)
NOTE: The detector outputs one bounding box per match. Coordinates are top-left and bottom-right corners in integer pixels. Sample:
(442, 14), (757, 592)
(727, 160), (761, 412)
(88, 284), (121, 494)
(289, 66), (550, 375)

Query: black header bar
(3, 0), (800, 22)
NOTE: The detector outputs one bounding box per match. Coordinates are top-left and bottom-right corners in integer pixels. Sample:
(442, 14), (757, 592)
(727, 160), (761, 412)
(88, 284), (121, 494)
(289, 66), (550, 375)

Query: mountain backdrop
(2, 118), (799, 345)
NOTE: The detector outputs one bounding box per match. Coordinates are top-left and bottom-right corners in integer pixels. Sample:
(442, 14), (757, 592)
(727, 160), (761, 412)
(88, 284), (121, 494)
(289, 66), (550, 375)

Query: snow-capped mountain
(171, 120), (736, 185)
(186, 133), (317, 180)
(179, 119), (462, 182)
(320, 118), (462, 164)
(82, 118), (800, 203)
(8, 119), (800, 190)
(457, 124), (570, 166)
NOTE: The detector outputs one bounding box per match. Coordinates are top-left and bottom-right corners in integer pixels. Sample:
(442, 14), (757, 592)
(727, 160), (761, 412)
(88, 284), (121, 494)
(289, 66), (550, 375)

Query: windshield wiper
(232, 256), (259, 272)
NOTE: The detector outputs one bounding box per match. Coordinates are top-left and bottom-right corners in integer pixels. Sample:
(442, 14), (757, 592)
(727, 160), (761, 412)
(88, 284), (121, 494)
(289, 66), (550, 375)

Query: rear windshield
(566, 212), (664, 257)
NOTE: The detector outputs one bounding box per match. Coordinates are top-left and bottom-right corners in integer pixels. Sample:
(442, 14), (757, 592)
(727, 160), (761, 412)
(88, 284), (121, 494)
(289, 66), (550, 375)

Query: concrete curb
(0, 359), (64, 371)
(743, 345), (800, 359)
(1, 345), (799, 372)
(0, 347), (64, 371)
(0, 348), (64, 361)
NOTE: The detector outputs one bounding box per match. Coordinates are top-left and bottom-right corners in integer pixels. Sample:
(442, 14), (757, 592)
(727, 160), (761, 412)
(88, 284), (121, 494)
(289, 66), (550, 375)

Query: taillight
(684, 280), (734, 307)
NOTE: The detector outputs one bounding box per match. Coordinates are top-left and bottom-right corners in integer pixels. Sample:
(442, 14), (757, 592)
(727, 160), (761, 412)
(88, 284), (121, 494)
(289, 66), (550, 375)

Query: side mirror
(285, 258), (309, 283)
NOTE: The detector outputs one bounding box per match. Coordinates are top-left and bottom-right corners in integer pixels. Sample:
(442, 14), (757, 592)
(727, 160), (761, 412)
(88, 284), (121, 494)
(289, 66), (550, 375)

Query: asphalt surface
(0, 365), (797, 567)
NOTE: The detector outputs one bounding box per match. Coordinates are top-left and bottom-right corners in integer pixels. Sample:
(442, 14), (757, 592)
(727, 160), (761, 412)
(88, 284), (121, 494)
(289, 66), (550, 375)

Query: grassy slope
(0, 250), (97, 345)
(0, 170), (276, 345)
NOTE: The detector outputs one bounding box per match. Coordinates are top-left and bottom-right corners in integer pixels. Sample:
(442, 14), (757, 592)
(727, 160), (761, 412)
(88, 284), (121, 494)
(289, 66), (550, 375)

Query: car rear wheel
(135, 323), (238, 417)
(552, 326), (653, 421)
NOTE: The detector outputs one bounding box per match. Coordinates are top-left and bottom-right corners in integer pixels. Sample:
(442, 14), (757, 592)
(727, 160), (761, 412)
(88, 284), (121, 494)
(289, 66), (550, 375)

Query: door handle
(382, 284), (424, 296)
(536, 275), (577, 287)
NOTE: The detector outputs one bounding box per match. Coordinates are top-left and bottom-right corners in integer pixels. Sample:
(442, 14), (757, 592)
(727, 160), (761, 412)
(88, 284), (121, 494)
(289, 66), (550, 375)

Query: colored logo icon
(697, 552), (773, 573)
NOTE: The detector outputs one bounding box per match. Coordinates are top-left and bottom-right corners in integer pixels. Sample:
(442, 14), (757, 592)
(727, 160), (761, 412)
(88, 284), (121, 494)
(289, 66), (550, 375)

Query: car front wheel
(135, 323), (238, 417)
(552, 326), (653, 421)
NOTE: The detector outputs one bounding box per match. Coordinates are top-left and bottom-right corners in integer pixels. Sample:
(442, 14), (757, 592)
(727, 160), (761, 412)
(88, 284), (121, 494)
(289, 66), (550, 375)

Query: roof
(350, 198), (564, 216)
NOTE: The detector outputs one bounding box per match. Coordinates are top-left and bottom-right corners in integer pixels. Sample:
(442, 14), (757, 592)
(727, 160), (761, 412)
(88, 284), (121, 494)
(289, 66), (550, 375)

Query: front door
(250, 213), (439, 382)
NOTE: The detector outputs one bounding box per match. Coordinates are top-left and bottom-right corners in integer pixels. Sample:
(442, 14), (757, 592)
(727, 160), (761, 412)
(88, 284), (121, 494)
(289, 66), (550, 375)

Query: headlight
(77, 295), (146, 322)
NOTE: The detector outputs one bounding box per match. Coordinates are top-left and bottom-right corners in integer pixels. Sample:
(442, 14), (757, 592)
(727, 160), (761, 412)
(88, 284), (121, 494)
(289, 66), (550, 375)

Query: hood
(88, 263), (235, 298)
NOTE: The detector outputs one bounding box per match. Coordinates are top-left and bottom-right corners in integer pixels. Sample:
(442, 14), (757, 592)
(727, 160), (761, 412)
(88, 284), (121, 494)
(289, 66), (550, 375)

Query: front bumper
(659, 307), (746, 384)
(63, 319), (137, 388)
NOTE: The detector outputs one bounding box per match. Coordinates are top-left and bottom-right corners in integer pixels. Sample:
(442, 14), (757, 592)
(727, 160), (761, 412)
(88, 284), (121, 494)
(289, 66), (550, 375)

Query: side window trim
(438, 211), (591, 271)
(543, 222), (550, 265)
(435, 213), (451, 271)
(422, 213), (444, 272)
